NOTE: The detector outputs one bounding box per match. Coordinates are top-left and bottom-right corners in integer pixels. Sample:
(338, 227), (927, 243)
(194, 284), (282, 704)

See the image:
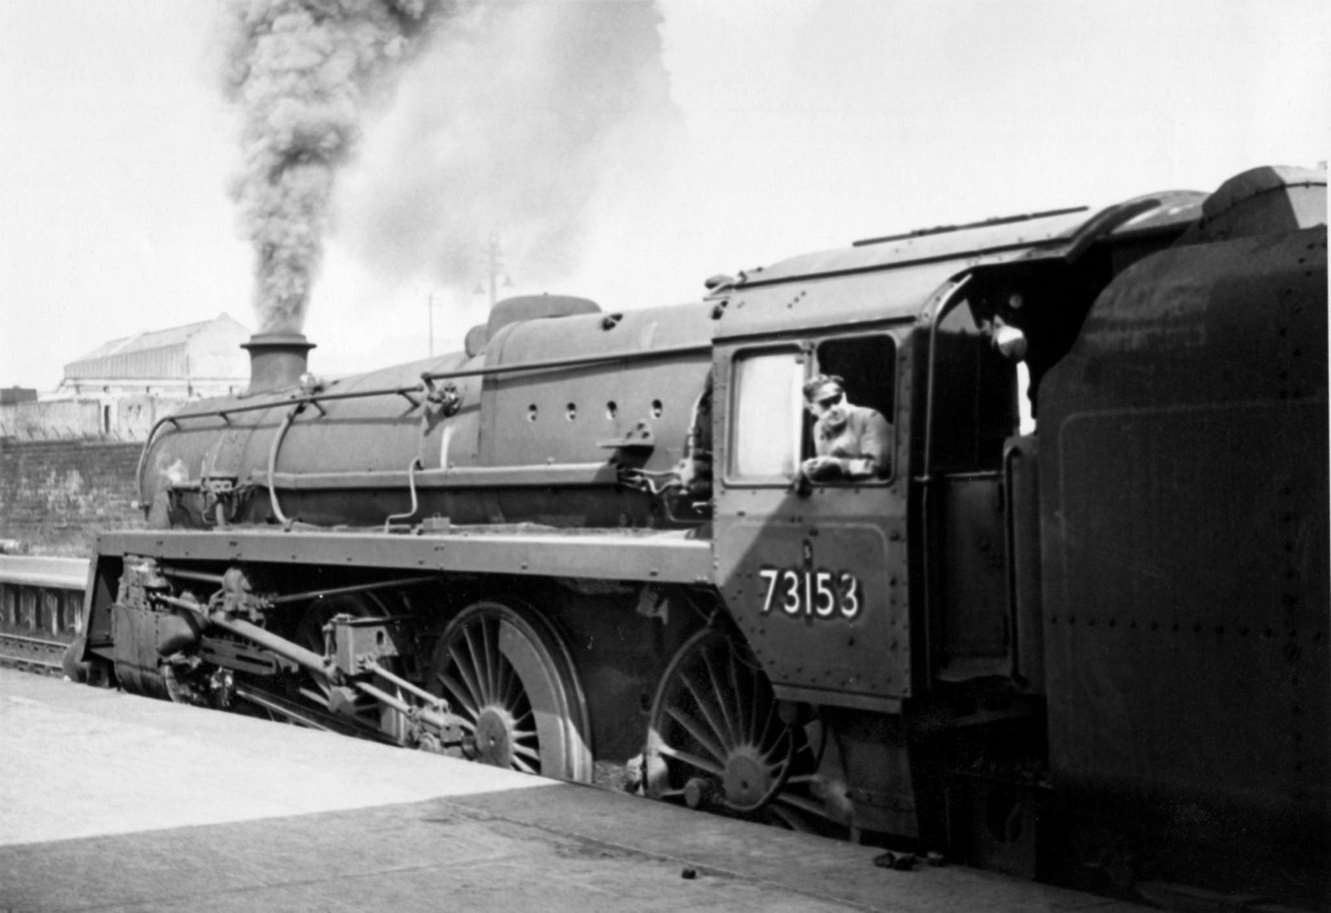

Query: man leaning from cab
(800, 374), (891, 482)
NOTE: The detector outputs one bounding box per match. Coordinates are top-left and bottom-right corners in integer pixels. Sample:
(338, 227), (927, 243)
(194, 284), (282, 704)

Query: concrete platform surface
(0, 668), (1144, 912)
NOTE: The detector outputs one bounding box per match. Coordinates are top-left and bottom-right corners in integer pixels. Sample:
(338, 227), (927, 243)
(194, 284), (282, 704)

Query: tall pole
(427, 292), (435, 357)
(483, 232), (505, 307)
(473, 232), (511, 309)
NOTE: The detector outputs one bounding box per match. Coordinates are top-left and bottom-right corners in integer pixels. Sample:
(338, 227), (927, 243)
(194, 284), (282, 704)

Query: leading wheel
(427, 600), (593, 782)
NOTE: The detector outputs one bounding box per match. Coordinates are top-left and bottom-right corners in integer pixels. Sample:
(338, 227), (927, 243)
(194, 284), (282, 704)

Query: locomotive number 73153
(757, 567), (862, 620)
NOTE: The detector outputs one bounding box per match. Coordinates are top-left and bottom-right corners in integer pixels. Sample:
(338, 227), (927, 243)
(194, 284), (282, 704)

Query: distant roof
(62, 313), (253, 383)
(69, 313), (250, 365)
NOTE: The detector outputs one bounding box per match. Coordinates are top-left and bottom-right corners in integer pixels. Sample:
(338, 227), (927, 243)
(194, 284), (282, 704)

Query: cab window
(729, 348), (803, 480)
(806, 334), (897, 481)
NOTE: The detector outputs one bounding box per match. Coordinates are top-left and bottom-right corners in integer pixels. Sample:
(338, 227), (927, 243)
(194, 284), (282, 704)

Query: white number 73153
(757, 568), (862, 620)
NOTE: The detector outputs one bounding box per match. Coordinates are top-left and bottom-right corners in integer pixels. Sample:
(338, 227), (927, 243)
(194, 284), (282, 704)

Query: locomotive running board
(95, 527), (713, 585)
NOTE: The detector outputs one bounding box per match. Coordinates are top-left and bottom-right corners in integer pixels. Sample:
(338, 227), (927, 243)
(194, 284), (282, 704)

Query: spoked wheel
(427, 600), (593, 782)
(644, 627), (848, 832)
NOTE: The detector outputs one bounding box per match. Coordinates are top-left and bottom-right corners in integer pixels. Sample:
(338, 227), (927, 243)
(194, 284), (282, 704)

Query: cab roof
(731, 191), (1205, 290)
(709, 190), (1206, 340)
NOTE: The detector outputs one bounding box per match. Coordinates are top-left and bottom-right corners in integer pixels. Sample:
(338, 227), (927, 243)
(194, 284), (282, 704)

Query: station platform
(0, 667), (1143, 912)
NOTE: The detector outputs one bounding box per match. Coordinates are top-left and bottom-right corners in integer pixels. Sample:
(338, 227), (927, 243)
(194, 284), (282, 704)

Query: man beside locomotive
(800, 374), (891, 481)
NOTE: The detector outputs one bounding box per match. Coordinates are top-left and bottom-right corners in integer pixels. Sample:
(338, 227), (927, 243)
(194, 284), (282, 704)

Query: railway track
(0, 555), (88, 675)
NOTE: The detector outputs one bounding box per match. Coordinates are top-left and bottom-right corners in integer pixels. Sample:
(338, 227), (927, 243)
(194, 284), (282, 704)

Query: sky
(1, 0), (1327, 390)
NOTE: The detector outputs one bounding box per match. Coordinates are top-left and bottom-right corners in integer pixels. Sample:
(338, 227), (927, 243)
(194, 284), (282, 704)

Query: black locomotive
(74, 165), (1328, 908)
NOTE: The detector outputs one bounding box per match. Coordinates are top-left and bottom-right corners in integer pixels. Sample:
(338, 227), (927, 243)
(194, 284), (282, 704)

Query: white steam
(332, 1), (682, 309)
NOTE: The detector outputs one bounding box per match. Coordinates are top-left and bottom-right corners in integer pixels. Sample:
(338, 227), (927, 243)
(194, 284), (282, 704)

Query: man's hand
(800, 456), (843, 481)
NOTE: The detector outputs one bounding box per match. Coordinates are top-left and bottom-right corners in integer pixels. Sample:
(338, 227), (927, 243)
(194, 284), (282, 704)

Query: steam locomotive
(72, 165), (1328, 908)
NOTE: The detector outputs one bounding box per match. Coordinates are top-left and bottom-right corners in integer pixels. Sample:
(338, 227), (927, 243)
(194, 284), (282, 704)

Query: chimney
(242, 332), (316, 395)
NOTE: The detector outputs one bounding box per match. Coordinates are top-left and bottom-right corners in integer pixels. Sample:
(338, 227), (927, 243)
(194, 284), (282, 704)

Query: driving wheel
(644, 627), (850, 832)
(427, 599), (593, 781)
(643, 627), (798, 813)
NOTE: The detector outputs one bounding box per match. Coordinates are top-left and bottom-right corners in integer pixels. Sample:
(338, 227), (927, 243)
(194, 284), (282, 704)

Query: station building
(0, 314), (250, 441)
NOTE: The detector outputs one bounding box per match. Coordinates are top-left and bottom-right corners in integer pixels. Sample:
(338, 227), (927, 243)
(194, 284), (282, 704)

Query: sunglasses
(815, 391), (844, 409)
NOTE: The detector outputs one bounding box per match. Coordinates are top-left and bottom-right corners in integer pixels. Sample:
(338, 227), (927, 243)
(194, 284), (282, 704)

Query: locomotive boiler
(73, 165), (1328, 908)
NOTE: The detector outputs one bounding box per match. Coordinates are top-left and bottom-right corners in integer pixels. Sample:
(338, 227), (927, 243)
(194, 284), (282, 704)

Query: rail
(0, 556), (88, 674)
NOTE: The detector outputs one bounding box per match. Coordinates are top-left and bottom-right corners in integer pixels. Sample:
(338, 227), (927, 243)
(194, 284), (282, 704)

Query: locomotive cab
(705, 192), (1210, 857)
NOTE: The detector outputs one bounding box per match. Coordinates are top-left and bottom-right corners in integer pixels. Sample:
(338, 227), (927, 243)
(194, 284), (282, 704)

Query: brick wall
(0, 439), (146, 556)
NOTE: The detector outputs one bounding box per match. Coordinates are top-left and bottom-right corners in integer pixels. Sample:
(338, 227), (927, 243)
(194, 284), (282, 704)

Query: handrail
(418, 341), (709, 382)
(134, 341), (711, 501)
(1001, 440), (1024, 684)
(266, 405), (303, 527)
(383, 458), (424, 532)
(252, 462), (618, 490)
(135, 381), (425, 500)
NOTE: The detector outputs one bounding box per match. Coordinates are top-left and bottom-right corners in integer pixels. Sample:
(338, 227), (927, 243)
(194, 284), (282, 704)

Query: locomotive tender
(74, 165), (1327, 906)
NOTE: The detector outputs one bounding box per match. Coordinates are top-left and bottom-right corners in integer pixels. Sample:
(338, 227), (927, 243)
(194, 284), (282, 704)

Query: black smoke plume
(223, 0), (448, 334)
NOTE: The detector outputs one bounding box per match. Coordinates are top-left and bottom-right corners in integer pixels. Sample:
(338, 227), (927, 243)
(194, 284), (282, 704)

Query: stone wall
(0, 400), (102, 440)
(0, 439), (145, 556)
(0, 395), (181, 442)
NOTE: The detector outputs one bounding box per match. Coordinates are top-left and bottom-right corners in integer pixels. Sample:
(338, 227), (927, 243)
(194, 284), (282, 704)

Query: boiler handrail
(134, 341), (711, 503)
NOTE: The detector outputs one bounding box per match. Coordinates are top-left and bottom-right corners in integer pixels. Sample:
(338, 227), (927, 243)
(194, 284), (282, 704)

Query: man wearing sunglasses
(800, 374), (891, 482)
